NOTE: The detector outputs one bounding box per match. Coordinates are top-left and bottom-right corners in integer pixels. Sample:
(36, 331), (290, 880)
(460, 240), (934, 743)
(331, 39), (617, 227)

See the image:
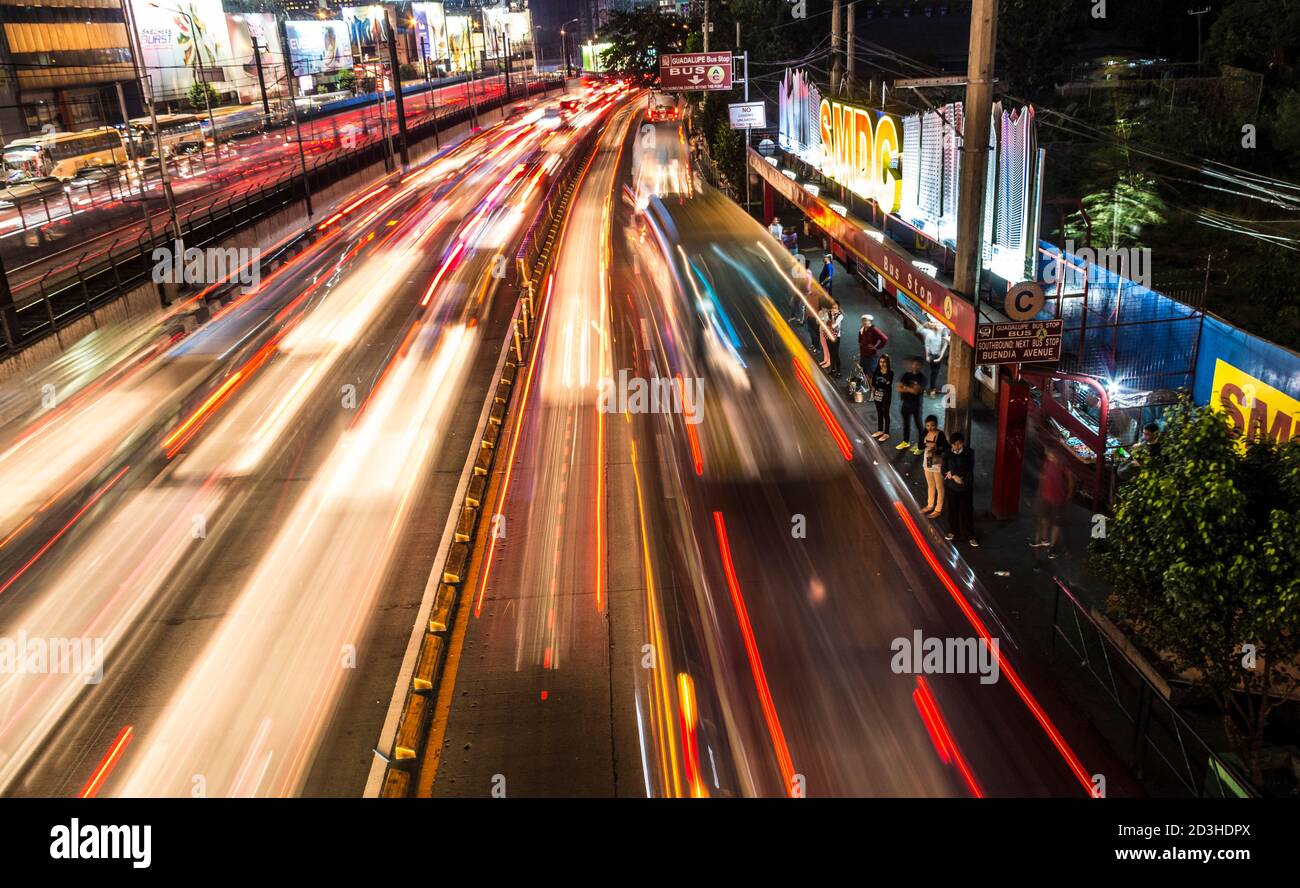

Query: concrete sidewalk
(780, 223), (1111, 634)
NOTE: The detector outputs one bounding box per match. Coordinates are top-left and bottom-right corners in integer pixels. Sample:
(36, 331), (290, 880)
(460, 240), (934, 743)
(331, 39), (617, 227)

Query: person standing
(858, 314), (888, 377)
(818, 253), (834, 296)
(817, 304), (833, 368)
(806, 296), (823, 360)
(942, 432), (977, 546)
(826, 302), (844, 377)
(921, 415), (948, 518)
(783, 227), (799, 254)
(922, 318), (949, 397)
(870, 353), (895, 442)
(1032, 446), (1073, 559)
(768, 217), (784, 241)
(896, 357), (926, 452)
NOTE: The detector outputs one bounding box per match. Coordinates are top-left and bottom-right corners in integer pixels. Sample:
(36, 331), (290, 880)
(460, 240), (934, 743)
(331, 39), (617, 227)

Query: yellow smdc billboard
(1212, 358), (1300, 444)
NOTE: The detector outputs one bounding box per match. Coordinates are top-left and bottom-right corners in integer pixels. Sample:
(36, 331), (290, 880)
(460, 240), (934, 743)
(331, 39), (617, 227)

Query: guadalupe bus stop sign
(659, 52), (734, 91)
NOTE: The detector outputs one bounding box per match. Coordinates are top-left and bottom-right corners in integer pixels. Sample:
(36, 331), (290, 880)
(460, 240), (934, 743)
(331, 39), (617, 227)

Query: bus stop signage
(660, 52), (733, 91)
(975, 320), (1064, 365)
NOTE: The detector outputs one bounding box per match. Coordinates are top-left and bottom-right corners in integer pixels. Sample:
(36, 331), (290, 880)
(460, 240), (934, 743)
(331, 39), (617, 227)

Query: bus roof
(3, 127), (121, 149)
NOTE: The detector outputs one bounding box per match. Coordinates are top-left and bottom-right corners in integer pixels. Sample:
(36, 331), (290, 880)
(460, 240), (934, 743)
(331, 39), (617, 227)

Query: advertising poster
(131, 0), (234, 101)
(480, 7), (531, 60)
(224, 13), (287, 100)
(445, 14), (475, 72)
(342, 6), (386, 47)
(412, 2), (449, 62)
(285, 20), (354, 78)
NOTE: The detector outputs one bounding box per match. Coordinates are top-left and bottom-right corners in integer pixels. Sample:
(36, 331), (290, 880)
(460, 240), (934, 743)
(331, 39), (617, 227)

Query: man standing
(942, 432), (977, 547)
(1032, 446), (1073, 559)
(768, 217), (784, 241)
(858, 314), (888, 376)
(922, 318), (949, 397)
(896, 358), (926, 453)
(818, 253), (834, 296)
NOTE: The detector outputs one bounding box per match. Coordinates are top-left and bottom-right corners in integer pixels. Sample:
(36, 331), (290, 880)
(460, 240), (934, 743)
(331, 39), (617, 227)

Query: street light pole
(120, 0), (179, 241)
(151, 3), (221, 161)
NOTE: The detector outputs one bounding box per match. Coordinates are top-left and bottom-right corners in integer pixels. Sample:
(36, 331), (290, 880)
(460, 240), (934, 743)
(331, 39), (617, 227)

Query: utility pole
(946, 0), (998, 440)
(251, 37), (271, 123)
(279, 18), (313, 218)
(113, 81), (151, 228)
(384, 8), (410, 167)
(831, 0), (842, 94)
(121, 0), (178, 240)
(703, 0), (710, 52)
(846, 1), (856, 91)
(502, 30), (511, 101)
(1188, 7), (1210, 72)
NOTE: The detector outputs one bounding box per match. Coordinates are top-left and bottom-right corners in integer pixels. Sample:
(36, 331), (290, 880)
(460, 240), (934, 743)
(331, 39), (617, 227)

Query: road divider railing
(372, 121), (606, 798)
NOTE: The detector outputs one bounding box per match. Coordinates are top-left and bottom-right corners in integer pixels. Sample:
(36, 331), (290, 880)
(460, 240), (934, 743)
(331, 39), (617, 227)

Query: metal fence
(1048, 576), (1256, 798)
(0, 74), (559, 358)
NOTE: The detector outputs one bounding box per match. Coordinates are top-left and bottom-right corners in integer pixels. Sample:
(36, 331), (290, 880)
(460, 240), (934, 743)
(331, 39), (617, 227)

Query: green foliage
(600, 6), (691, 84)
(1065, 172), (1167, 248)
(1091, 401), (1300, 785)
(335, 69), (357, 93)
(1207, 0), (1300, 82)
(187, 81), (218, 112)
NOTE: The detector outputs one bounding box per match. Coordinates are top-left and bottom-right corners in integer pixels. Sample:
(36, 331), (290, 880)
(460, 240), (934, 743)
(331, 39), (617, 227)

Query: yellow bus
(1, 127), (130, 181)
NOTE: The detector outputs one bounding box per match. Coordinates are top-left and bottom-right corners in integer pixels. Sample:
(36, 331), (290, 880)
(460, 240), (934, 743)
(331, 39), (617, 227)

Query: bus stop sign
(660, 52), (734, 91)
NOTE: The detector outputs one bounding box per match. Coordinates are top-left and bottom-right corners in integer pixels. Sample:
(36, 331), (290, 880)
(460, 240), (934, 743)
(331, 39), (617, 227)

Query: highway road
(423, 114), (1121, 797)
(0, 82), (616, 797)
(0, 73), (525, 296)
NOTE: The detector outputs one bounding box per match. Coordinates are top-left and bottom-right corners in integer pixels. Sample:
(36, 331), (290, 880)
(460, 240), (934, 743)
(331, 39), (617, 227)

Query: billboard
(285, 21), (354, 78)
(412, 3), (449, 62)
(581, 42), (611, 73)
(131, 0), (234, 101)
(481, 7), (531, 60)
(445, 14), (481, 72)
(342, 6), (386, 47)
(225, 13), (287, 101)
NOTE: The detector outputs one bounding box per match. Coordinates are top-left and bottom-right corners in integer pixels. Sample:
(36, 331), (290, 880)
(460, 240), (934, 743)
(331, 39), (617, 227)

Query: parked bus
(200, 105), (267, 141)
(129, 113), (205, 157)
(1, 127), (130, 181)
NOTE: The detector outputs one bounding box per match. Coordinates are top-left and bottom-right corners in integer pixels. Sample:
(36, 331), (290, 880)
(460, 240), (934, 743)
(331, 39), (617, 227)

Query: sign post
(975, 320), (1064, 366)
(659, 52), (733, 91)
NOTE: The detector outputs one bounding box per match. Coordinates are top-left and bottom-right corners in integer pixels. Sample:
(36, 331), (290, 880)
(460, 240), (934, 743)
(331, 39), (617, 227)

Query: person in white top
(768, 217), (784, 241)
(921, 318), (949, 397)
(826, 302), (844, 377)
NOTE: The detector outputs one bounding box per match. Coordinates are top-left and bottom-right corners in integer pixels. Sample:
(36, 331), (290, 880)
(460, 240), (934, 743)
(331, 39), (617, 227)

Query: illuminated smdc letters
(818, 98), (903, 213)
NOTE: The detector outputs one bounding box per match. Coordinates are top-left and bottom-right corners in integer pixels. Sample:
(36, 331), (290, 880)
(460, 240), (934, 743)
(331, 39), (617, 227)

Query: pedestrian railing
(1048, 576), (1256, 797)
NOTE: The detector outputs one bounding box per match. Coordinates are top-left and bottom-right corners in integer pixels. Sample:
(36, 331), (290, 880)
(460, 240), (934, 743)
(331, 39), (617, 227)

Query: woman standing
(921, 414), (949, 517)
(826, 302), (844, 377)
(817, 305), (833, 369)
(870, 353), (895, 441)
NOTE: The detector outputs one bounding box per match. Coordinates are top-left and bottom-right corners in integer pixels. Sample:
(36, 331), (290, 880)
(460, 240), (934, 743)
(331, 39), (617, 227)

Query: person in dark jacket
(869, 353), (895, 442)
(942, 432), (977, 546)
(858, 314), (888, 377)
(818, 253), (834, 295)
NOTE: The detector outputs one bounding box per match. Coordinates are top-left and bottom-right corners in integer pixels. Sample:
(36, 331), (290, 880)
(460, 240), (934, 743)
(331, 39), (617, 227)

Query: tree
(1065, 172), (1167, 248)
(600, 6), (691, 84)
(997, 0), (1089, 102)
(336, 69), (357, 94)
(188, 81), (218, 113)
(1090, 400), (1300, 786)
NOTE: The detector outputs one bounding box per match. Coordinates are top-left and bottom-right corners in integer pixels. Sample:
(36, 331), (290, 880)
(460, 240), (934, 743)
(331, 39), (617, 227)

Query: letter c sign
(1005, 282), (1045, 321)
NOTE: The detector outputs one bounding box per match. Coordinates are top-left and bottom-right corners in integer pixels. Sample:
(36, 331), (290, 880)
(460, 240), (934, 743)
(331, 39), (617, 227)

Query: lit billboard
(412, 3), (450, 62)
(225, 13), (287, 101)
(285, 20), (354, 78)
(131, 0), (234, 101)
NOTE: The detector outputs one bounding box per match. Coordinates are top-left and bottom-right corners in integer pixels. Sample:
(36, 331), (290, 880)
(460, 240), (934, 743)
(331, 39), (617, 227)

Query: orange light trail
(712, 510), (797, 796)
(0, 465), (130, 599)
(892, 501), (1095, 795)
(792, 358), (853, 460)
(913, 676), (983, 798)
(78, 725), (134, 798)
(421, 241), (467, 307)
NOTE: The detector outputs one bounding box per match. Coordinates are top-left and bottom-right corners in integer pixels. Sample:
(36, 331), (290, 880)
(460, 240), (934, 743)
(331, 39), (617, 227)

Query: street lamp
(559, 17), (580, 79)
